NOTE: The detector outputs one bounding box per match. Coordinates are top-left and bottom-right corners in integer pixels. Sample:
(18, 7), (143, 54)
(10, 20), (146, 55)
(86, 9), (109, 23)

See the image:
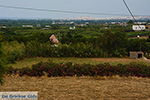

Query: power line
(122, 0), (142, 30)
(0, 4), (138, 16)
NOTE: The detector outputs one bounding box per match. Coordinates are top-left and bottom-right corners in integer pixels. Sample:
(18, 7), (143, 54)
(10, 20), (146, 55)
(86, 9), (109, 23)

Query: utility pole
(137, 35), (141, 51)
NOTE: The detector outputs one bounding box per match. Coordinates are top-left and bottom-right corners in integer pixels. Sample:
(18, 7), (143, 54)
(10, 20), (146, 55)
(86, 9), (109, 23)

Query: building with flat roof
(22, 25), (33, 28)
(132, 24), (150, 31)
(129, 51), (144, 59)
(145, 25), (150, 31)
(132, 25), (145, 31)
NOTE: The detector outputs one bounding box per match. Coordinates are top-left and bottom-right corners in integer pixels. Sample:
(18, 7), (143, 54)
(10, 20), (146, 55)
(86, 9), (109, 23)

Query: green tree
(127, 39), (150, 55)
(99, 30), (128, 57)
(127, 20), (134, 24)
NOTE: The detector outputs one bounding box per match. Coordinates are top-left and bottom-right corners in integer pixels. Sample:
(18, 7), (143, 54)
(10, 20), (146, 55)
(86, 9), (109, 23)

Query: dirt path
(91, 58), (137, 62)
(0, 76), (150, 100)
(91, 58), (150, 65)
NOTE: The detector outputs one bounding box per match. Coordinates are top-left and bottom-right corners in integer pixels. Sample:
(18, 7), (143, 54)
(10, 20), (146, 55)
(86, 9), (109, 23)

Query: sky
(0, 0), (150, 19)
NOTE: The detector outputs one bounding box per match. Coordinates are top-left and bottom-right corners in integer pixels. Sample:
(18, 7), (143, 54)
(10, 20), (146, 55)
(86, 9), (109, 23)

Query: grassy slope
(9, 57), (150, 68)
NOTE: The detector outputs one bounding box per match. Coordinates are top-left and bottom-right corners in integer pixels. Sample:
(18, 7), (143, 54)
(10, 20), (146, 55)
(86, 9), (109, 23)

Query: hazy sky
(0, 0), (149, 19)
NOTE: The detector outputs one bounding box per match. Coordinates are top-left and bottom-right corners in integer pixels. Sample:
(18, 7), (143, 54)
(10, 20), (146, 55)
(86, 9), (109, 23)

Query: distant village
(0, 19), (150, 31)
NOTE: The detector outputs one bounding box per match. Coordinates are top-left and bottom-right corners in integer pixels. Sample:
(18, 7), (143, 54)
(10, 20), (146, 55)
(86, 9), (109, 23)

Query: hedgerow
(7, 62), (150, 78)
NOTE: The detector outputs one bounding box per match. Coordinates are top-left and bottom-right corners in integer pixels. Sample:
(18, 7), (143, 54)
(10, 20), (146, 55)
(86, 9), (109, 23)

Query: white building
(132, 25), (145, 31)
(0, 26), (7, 28)
(22, 25), (33, 28)
(135, 22), (146, 25)
(69, 26), (76, 30)
(36, 24), (41, 27)
(45, 25), (51, 28)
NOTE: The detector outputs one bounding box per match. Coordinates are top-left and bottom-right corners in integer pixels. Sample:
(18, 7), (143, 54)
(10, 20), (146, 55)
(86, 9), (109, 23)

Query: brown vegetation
(0, 75), (150, 100)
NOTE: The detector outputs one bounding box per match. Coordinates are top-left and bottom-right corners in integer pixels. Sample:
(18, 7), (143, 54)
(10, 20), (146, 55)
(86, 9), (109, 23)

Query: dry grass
(91, 58), (150, 65)
(0, 75), (150, 100)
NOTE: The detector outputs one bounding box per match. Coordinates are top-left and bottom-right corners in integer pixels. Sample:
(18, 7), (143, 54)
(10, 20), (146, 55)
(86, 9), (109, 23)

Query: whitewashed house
(132, 25), (145, 31)
(45, 25), (51, 28)
(0, 26), (7, 28)
(22, 25), (33, 28)
(69, 26), (76, 30)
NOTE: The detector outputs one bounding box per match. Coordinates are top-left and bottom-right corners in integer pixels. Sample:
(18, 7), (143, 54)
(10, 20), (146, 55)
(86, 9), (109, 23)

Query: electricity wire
(122, 0), (142, 30)
(0, 4), (141, 16)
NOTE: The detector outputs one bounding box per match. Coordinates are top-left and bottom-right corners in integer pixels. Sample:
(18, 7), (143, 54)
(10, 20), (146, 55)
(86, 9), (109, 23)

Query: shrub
(2, 41), (25, 63)
(25, 41), (106, 58)
(6, 62), (150, 78)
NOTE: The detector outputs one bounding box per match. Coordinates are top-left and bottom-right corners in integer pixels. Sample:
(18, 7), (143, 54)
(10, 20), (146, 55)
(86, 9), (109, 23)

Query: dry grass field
(0, 75), (150, 100)
(3, 57), (150, 100)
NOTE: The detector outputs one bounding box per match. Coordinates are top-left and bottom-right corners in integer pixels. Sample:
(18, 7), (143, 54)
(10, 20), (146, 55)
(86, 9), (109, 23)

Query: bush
(2, 41), (25, 63)
(7, 62), (150, 78)
(25, 41), (107, 58)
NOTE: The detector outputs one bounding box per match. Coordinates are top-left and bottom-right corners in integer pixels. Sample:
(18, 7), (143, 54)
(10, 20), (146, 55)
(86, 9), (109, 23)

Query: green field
(8, 57), (150, 68)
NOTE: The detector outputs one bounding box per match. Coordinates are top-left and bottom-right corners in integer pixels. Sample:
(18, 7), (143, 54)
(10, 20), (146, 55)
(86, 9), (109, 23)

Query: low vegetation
(8, 57), (150, 69)
(1, 31), (150, 65)
(7, 61), (150, 78)
(1, 26), (150, 61)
